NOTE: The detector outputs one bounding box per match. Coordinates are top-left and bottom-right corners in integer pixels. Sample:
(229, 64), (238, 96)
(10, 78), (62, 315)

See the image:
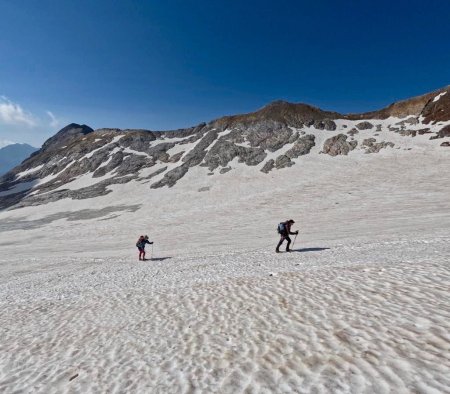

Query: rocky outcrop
(219, 167), (232, 174)
(285, 135), (316, 158)
(362, 138), (394, 153)
(213, 100), (341, 130)
(356, 121), (373, 130)
(151, 164), (189, 189)
(202, 140), (266, 171)
(322, 134), (357, 156)
(430, 125), (450, 140)
(422, 90), (450, 124)
(346, 86), (449, 120)
(307, 119), (337, 131)
(182, 128), (218, 167)
(245, 121), (293, 151)
(260, 159), (275, 173)
(399, 130), (417, 137)
(275, 155), (294, 169)
(40, 123), (94, 152)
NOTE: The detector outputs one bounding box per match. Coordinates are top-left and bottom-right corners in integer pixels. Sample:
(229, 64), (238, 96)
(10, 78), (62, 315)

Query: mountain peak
(41, 123), (94, 151)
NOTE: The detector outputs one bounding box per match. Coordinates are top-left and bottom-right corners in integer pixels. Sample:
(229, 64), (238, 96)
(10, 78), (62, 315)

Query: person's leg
(285, 236), (292, 251)
(276, 236), (285, 252)
(139, 248), (144, 260)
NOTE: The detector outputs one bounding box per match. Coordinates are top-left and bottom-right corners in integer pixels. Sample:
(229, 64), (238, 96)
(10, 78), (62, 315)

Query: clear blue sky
(1, 0), (449, 147)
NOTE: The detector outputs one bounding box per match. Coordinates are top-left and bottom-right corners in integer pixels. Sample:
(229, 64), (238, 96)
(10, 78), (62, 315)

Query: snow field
(0, 237), (449, 393)
(0, 146), (449, 393)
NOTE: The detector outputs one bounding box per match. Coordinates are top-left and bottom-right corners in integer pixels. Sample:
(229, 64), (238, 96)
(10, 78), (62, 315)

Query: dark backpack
(277, 222), (286, 234)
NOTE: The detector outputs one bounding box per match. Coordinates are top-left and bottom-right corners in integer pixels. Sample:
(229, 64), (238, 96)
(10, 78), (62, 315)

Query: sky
(0, 0), (449, 148)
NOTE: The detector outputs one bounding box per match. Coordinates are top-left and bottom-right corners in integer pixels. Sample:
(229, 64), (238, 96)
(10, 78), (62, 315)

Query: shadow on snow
(291, 247), (330, 253)
(148, 257), (172, 261)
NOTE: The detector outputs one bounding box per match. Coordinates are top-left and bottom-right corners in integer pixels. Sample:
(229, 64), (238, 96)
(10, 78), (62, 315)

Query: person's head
(288, 219), (295, 224)
(144, 235), (149, 239)
(139, 235), (144, 239)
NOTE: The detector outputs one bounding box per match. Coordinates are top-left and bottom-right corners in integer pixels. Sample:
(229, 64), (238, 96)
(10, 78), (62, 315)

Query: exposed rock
(440, 141), (450, 147)
(169, 152), (184, 163)
(346, 88), (447, 120)
(213, 100), (340, 130)
(307, 119), (337, 131)
(198, 186), (210, 192)
(347, 128), (359, 136)
(288, 131), (300, 144)
(322, 134), (357, 156)
(183, 128), (218, 167)
(219, 167), (232, 174)
(356, 121), (374, 130)
(399, 130), (417, 137)
(421, 89), (450, 124)
(275, 155), (294, 169)
(417, 128), (431, 135)
(202, 140), (266, 170)
(245, 121), (293, 151)
(41, 123), (94, 152)
(260, 159), (275, 173)
(430, 125), (450, 140)
(147, 142), (176, 162)
(119, 132), (157, 152)
(151, 163), (189, 188)
(362, 138), (395, 153)
(114, 155), (154, 177)
(376, 124), (382, 132)
(9, 175), (137, 210)
(395, 117), (418, 126)
(285, 135), (315, 158)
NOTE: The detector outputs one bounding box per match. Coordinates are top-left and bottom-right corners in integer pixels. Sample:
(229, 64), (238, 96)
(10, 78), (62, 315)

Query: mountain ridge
(0, 86), (449, 211)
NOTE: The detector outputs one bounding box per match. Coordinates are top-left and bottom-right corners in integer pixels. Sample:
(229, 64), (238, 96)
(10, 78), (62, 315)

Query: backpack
(136, 237), (143, 247)
(277, 222), (286, 234)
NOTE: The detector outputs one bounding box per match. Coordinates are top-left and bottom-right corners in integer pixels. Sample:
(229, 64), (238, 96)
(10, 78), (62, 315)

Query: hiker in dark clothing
(276, 219), (298, 253)
(136, 235), (153, 261)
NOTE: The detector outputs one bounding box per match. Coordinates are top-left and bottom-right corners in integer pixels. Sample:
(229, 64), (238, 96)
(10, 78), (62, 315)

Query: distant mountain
(0, 86), (449, 210)
(0, 143), (38, 176)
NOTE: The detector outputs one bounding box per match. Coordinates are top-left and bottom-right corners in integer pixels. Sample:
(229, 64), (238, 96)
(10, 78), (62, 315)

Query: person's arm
(289, 228), (299, 235)
(145, 239), (154, 245)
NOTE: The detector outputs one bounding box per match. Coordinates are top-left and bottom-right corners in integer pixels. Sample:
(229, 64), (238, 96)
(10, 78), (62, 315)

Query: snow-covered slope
(0, 88), (449, 393)
(0, 86), (449, 211)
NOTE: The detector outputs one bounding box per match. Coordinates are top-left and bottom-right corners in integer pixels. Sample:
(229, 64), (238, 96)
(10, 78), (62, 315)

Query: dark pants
(276, 234), (291, 251)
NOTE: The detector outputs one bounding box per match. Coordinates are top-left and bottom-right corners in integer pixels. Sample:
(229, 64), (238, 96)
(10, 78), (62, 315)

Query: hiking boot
(275, 249), (280, 253)
(286, 248), (291, 252)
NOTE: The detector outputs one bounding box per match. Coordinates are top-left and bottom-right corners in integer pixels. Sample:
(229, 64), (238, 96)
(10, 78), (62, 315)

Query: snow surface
(433, 91), (447, 102)
(0, 129), (449, 392)
(15, 164), (44, 179)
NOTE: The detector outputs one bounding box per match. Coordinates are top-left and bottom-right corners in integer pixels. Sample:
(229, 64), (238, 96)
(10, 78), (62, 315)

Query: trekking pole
(152, 243), (154, 260)
(292, 233), (298, 249)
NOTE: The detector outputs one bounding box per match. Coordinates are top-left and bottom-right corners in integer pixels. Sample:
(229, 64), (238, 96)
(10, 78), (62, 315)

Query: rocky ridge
(0, 86), (449, 210)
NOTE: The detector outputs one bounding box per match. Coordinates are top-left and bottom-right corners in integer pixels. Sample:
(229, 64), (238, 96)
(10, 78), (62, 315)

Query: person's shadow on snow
(148, 257), (172, 261)
(291, 247), (330, 253)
